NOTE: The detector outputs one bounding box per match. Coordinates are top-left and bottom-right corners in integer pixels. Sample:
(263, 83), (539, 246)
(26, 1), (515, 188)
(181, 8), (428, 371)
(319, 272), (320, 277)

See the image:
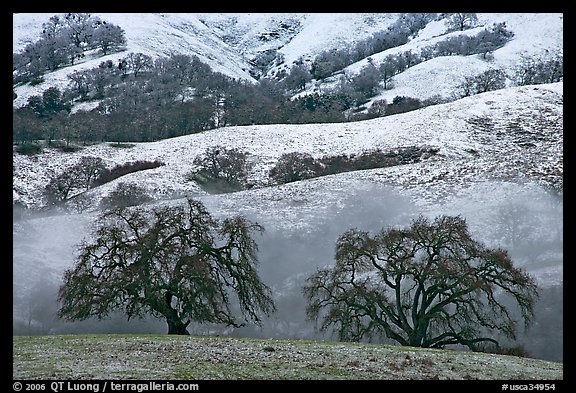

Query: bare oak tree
(304, 215), (538, 350)
(446, 13), (479, 32)
(188, 145), (253, 193)
(58, 198), (275, 335)
(44, 156), (106, 206)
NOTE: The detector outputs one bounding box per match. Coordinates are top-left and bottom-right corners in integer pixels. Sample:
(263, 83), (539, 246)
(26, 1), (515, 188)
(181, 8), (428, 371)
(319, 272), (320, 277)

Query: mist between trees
(13, 181), (562, 361)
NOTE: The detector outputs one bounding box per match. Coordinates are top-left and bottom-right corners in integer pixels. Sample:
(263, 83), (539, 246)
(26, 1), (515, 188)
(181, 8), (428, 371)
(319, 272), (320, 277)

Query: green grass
(13, 334), (563, 380)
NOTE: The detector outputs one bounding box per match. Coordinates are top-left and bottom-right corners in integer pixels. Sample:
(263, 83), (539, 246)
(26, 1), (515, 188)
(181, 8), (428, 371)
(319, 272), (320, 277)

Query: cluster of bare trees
(43, 157), (163, 209)
(13, 13), (126, 85)
(56, 199), (538, 353)
(310, 13), (437, 80)
(308, 18), (512, 93)
(513, 52), (564, 86)
(44, 156), (107, 206)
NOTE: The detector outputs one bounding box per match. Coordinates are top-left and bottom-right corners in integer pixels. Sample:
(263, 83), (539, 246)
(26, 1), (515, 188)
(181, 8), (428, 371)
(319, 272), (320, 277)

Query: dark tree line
(183, 145), (440, 195)
(310, 13), (437, 80)
(268, 146), (439, 186)
(289, 21), (515, 114)
(435, 22), (514, 59)
(308, 16), (509, 83)
(13, 56), (350, 146)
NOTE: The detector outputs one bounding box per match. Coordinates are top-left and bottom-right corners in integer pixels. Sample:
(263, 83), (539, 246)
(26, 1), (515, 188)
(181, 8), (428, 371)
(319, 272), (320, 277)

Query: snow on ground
(373, 55), (492, 103)
(344, 24), (489, 76)
(336, 13), (563, 105)
(12, 13), (47, 49)
(274, 13), (399, 65)
(13, 13), (563, 109)
(12, 13), (398, 106)
(193, 13), (306, 58)
(12, 50), (124, 109)
(13, 82), (562, 210)
(13, 334), (564, 380)
(12, 12), (255, 108)
(484, 13), (564, 66)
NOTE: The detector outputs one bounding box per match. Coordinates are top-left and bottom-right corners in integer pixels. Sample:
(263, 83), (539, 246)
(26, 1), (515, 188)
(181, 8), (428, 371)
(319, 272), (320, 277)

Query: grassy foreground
(13, 334), (562, 380)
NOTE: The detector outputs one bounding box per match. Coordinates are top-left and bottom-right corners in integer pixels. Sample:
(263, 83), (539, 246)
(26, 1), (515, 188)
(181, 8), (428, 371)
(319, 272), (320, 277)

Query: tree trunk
(167, 318), (190, 335)
(164, 291), (190, 335)
(408, 321), (428, 347)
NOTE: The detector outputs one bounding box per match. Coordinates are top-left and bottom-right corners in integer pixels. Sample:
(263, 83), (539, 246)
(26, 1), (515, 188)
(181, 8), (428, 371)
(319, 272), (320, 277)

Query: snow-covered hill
(343, 13), (564, 103)
(12, 13), (563, 107)
(13, 82), (563, 209)
(13, 83), (563, 299)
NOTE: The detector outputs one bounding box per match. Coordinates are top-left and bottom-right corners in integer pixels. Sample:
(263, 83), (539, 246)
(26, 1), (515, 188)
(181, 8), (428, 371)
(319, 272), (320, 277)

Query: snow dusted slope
(13, 13), (563, 107)
(328, 13), (563, 103)
(12, 13), (399, 74)
(270, 13), (399, 65)
(12, 13), (397, 106)
(12, 13), (256, 108)
(13, 13), (254, 80)
(483, 13), (564, 66)
(13, 82), (563, 210)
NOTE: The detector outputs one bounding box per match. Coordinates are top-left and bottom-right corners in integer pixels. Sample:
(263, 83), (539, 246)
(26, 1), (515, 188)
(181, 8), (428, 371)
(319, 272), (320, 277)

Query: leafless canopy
(304, 215), (538, 350)
(58, 198), (275, 334)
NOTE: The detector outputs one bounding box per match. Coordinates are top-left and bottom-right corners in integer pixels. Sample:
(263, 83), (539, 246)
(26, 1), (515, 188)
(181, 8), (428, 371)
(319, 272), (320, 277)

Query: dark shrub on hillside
(94, 160), (164, 186)
(269, 152), (322, 185)
(341, 149), (400, 172)
(316, 154), (350, 175)
(100, 182), (152, 210)
(271, 147), (439, 185)
(385, 96), (423, 116)
(319, 147), (437, 176)
(15, 142), (43, 155)
(187, 146), (252, 194)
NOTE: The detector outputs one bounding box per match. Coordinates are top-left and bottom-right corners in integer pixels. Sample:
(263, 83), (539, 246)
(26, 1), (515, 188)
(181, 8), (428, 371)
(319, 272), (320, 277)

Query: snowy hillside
(13, 82), (563, 208)
(13, 82), (563, 298)
(343, 13), (563, 103)
(12, 13), (563, 107)
(12, 13), (397, 107)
